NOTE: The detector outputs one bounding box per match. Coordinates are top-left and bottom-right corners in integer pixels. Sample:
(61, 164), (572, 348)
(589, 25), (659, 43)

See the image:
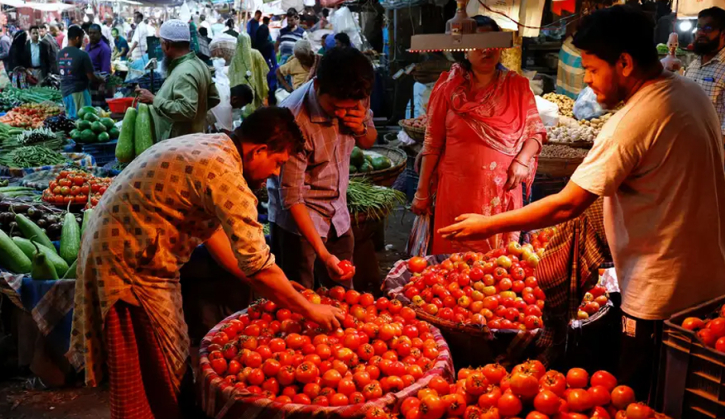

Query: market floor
(0, 207), (415, 419)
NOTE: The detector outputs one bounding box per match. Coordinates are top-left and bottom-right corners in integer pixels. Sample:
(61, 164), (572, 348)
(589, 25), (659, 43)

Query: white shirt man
(130, 20), (149, 60)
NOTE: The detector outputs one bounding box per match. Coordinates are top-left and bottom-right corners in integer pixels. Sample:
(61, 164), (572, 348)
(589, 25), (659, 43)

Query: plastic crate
(74, 140), (118, 167)
(660, 295), (725, 419)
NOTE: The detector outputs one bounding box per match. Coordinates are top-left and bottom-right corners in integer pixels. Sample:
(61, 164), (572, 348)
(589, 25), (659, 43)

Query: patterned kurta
(67, 133), (274, 391)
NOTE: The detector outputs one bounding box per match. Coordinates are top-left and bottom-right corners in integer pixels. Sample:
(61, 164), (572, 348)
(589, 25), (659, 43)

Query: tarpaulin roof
(0, 0), (77, 10)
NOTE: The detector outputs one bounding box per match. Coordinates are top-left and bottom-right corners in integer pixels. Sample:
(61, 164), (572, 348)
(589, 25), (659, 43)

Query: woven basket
(398, 121), (426, 143)
(536, 156), (585, 178)
(197, 308), (455, 419)
(350, 146), (407, 187)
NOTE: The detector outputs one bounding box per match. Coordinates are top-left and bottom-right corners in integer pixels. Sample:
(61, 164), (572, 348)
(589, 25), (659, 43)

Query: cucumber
(0, 229), (32, 273)
(12, 237), (69, 277)
(134, 103), (153, 156)
(60, 209), (80, 265)
(81, 208), (93, 237)
(62, 258), (77, 279)
(30, 241), (58, 280)
(15, 213), (55, 251)
(115, 107), (137, 163)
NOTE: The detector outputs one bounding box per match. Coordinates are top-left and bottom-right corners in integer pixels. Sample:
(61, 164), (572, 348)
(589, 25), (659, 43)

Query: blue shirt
(247, 19), (259, 42)
(114, 36), (129, 58)
(267, 80), (372, 238)
(278, 26), (305, 58)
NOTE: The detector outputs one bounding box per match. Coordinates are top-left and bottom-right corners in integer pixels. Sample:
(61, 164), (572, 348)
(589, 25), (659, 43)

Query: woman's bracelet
(414, 192), (430, 201)
(514, 158), (530, 169)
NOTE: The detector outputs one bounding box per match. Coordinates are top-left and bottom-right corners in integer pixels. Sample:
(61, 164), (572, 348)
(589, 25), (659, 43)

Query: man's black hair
(226, 18), (235, 28)
(699, 7), (725, 31)
(255, 10), (262, 15)
(573, 5), (658, 67)
(322, 9), (330, 18)
(232, 106), (305, 154)
(333, 32), (351, 47)
(89, 24), (102, 33)
(68, 25), (85, 40)
(199, 27), (208, 37)
(472, 15), (500, 31)
(262, 17), (270, 25)
(231, 84), (254, 104)
(135, 11), (144, 19)
(287, 8), (298, 17)
(29, 25), (39, 33)
(316, 47), (373, 100)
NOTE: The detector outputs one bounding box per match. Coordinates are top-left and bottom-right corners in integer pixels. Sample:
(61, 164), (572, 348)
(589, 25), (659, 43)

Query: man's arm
(343, 100), (376, 149)
(276, 66), (294, 92)
(143, 73), (199, 121)
(439, 181), (599, 241)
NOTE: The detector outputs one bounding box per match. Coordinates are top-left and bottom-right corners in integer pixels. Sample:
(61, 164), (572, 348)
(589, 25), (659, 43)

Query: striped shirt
(556, 37), (585, 100)
(685, 47), (725, 135)
(267, 80), (373, 238)
(278, 26), (306, 58)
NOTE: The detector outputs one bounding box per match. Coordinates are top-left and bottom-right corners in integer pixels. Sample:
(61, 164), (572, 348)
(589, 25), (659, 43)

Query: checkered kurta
(685, 47), (725, 135)
(533, 198), (611, 366)
(67, 133), (274, 393)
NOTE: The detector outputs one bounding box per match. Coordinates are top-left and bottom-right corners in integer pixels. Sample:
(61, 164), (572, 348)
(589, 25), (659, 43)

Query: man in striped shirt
(267, 47), (378, 290)
(276, 8), (307, 63)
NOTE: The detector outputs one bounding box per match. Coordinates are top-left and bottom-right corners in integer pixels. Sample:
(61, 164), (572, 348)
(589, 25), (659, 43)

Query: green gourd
(12, 237), (69, 277)
(30, 240), (58, 280)
(115, 107), (137, 163)
(134, 103), (153, 156)
(15, 213), (55, 251)
(62, 259), (77, 279)
(0, 229), (32, 273)
(60, 207), (80, 265)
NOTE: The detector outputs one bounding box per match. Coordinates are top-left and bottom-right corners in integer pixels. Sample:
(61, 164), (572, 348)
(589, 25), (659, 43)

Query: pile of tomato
(401, 241), (547, 330)
(41, 170), (112, 209)
(576, 284), (610, 320)
(384, 361), (655, 419)
(681, 305), (725, 352)
(204, 287), (447, 407)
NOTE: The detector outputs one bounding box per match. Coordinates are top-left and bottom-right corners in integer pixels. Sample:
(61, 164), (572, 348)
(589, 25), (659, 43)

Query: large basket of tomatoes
(197, 287), (455, 419)
(382, 245), (547, 370)
(41, 170), (112, 210)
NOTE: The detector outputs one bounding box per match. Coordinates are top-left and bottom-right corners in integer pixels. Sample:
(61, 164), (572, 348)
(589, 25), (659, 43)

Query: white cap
(160, 19), (190, 42)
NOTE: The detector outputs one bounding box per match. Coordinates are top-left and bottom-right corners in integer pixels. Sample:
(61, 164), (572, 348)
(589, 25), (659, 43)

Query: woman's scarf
(229, 32), (269, 111)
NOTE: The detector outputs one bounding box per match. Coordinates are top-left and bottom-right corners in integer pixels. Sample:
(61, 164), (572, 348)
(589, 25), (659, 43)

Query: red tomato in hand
(338, 260), (354, 275)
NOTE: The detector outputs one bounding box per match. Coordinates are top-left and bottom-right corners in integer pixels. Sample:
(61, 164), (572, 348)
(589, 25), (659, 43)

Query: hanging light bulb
(679, 20), (693, 32)
(83, 15), (90, 23)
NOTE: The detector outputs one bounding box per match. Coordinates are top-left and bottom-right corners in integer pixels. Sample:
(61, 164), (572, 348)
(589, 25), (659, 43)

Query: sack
(535, 95), (559, 127)
(573, 86), (604, 121)
(406, 213), (431, 257)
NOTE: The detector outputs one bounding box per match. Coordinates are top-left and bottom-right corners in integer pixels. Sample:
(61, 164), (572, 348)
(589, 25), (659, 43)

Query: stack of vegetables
(347, 179), (406, 222)
(114, 104), (154, 163)
(41, 170), (111, 209)
(69, 107), (119, 144)
(350, 147), (393, 174)
(0, 86), (63, 104)
(0, 103), (62, 129)
(0, 145), (68, 169)
(0, 201), (70, 241)
(0, 202), (86, 280)
(44, 114), (77, 135)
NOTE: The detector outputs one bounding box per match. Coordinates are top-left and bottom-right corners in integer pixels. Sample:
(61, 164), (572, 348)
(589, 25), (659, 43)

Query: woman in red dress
(411, 17), (546, 255)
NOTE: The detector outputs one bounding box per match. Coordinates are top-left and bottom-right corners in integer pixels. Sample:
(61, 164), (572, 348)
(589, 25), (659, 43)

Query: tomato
(496, 392), (522, 417)
(463, 406), (483, 419)
(588, 385), (611, 406)
(293, 393), (312, 405)
(275, 395), (291, 404)
(362, 382), (383, 400)
(526, 412), (549, 419)
(338, 377), (357, 396)
(401, 397), (422, 416)
(533, 390), (561, 415)
(625, 403), (653, 419)
(539, 370), (566, 397)
(681, 316), (705, 330)
(590, 406), (611, 419)
(330, 393), (349, 406)
(610, 385), (636, 409)
(465, 372), (490, 396)
(322, 369), (342, 388)
(419, 394), (446, 419)
(338, 260), (354, 275)
(509, 372), (538, 399)
(698, 328), (718, 347)
(710, 318), (725, 338)
(365, 407), (389, 419)
(716, 336), (725, 352)
(442, 393), (467, 416)
(566, 368), (589, 388)
(210, 358), (228, 375)
(408, 257), (428, 273)
(244, 351), (262, 368)
(247, 368), (265, 386)
(590, 370), (618, 391)
(277, 365), (296, 386)
(353, 371), (371, 389)
(59, 179), (72, 187)
(566, 389), (592, 412)
(477, 386), (502, 409)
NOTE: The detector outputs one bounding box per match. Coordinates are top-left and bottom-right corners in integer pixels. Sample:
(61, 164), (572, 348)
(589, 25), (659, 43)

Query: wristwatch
(352, 123), (368, 138)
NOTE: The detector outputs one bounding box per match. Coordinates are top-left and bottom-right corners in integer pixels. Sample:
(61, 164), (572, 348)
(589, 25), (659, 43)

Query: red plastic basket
(105, 97), (135, 114)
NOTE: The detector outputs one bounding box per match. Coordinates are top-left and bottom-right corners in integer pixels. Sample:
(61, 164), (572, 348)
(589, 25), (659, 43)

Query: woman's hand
(323, 253), (355, 282)
(411, 193), (432, 216)
(438, 213), (491, 241)
(305, 304), (345, 330)
(505, 159), (530, 191)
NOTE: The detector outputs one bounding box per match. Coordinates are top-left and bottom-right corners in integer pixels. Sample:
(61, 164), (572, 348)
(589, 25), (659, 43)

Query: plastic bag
(573, 87), (604, 121)
(275, 88), (291, 104)
(406, 214), (431, 257)
(210, 59), (232, 131)
(535, 95), (559, 127)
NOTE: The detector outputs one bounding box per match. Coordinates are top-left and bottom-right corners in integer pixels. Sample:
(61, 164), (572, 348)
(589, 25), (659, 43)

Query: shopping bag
(406, 213), (431, 257)
(573, 86), (604, 120)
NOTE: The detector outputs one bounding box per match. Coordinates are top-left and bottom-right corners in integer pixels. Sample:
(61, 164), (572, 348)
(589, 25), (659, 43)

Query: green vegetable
(84, 113), (100, 123)
(79, 129), (96, 143)
(60, 208), (80, 265)
(350, 147), (365, 167)
(108, 126), (120, 139)
(29, 240), (58, 280)
(77, 120), (91, 131)
(62, 258), (77, 279)
(100, 117), (115, 130)
(134, 104), (153, 156)
(371, 156), (392, 171)
(91, 121), (107, 134)
(116, 107), (137, 163)
(81, 208), (93, 236)
(70, 129), (81, 141)
(0, 146), (67, 168)
(97, 132), (110, 142)
(347, 180), (407, 223)
(12, 237), (69, 276)
(15, 213), (54, 250)
(359, 162), (372, 172)
(350, 165), (358, 174)
(0, 229), (32, 273)
(8, 128), (24, 136)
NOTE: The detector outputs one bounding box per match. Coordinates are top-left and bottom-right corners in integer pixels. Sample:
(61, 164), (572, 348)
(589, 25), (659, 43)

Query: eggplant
(36, 218), (47, 228)
(10, 204), (30, 213)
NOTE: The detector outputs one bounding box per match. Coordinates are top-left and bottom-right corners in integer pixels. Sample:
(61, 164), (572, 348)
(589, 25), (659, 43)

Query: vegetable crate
(73, 140), (118, 167)
(660, 295), (725, 419)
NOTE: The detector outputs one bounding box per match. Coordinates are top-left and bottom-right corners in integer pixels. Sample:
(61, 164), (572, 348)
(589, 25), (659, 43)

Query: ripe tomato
(588, 385), (612, 406)
(365, 407), (389, 419)
(349, 392), (366, 404)
(566, 368), (589, 388)
(429, 376), (451, 396)
(330, 393), (349, 406)
(566, 389), (592, 412)
(509, 372), (538, 399)
(293, 393), (312, 405)
(210, 358), (228, 375)
(276, 365), (296, 386)
(338, 260), (354, 275)
(698, 328), (718, 347)
(401, 397), (421, 416)
(338, 378), (357, 396)
(322, 369), (342, 388)
(408, 257), (428, 273)
(463, 406), (483, 419)
(710, 318), (725, 338)
(590, 370), (618, 391)
(477, 386), (502, 409)
(465, 373), (490, 396)
(533, 390), (561, 415)
(625, 403), (653, 419)
(496, 392), (522, 417)
(610, 385), (636, 409)
(539, 370), (567, 397)
(247, 368), (265, 386)
(442, 393), (467, 416)
(419, 394), (446, 419)
(526, 412), (549, 419)
(363, 382), (383, 400)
